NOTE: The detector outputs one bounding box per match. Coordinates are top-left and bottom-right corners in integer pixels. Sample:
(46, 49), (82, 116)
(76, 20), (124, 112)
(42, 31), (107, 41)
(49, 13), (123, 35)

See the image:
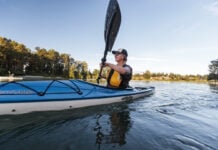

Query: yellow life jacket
(107, 64), (132, 88)
(107, 70), (122, 88)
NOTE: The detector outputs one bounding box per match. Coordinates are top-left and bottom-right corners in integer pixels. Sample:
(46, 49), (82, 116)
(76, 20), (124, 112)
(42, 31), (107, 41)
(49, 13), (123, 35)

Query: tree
(12, 42), (30, 75)
(35, 47), (49, 74)
(92, 69), (100, 79)
(0, 36), (79, 77)
(208, 59), (218, 80)
(143, 70), (151, 80)
(69, 60), (88, 79)
(60, 53), (70, 77)
(81, 61), (88, 80)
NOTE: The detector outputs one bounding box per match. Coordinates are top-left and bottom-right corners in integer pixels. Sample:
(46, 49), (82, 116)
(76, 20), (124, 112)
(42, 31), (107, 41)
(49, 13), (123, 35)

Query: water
(0, 81), (218, 150)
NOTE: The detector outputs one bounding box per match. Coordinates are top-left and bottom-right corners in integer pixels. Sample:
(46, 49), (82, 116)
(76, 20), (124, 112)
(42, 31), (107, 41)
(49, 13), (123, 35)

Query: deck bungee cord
(0, 80), (82, 96)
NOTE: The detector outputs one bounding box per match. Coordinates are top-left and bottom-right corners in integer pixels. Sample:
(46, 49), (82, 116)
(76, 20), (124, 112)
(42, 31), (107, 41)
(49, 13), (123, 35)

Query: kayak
(0, 79), (155, 115)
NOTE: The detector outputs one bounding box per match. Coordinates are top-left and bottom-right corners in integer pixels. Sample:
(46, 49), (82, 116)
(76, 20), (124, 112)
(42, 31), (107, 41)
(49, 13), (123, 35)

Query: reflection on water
(94, 114), (104, 149)
(94, 105), (132, 149)
(0, 81), (218, 150)
(209, 84), (218, 94)
(94, 104), (132, 149)
(109, 110), (131, 145)
(0, 103), (133, 150)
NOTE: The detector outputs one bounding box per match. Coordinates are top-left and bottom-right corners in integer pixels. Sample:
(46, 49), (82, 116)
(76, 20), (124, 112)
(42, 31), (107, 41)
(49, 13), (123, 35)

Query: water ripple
(175, 135), (215, 150)
(0, 81), (218, 150)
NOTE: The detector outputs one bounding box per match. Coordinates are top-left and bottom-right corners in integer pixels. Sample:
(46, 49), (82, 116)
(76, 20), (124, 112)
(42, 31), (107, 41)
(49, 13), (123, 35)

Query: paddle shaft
(97, 0), (121, 84)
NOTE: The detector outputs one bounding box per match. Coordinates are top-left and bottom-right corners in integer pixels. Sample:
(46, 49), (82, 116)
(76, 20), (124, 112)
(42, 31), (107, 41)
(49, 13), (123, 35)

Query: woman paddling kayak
(101, 48), (132, 89)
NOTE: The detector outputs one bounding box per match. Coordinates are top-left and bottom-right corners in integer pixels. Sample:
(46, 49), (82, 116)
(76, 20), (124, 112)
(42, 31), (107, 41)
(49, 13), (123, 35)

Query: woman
(102, 48), (132, 89)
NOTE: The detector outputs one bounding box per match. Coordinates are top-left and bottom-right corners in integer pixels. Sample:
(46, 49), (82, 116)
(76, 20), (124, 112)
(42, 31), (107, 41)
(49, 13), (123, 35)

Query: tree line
(0, 37), (91, 79)
(1, 36), (215, 82)
(132, 71), (207, 81)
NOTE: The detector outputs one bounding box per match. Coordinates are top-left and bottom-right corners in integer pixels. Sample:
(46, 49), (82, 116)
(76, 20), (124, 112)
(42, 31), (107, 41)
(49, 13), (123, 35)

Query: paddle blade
(97, 0), (121, 84)
(104, 0), (121, 52)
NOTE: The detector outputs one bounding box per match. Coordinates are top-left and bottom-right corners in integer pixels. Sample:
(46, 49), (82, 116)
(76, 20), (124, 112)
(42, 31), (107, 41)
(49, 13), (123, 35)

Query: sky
(1, 0), (218, 75)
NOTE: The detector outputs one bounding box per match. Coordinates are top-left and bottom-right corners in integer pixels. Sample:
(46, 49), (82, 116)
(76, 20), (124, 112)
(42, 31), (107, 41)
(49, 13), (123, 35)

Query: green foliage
(0, 37), (30, 75)
(92, 69), (100, 79)
(69, 60), (89, 80)
(143, 70), (151, 79)
(132, 71), (207, 81)
(0, 36), (88, 79)
(0, 36), (211, 82)
(208, 59), (218, 80)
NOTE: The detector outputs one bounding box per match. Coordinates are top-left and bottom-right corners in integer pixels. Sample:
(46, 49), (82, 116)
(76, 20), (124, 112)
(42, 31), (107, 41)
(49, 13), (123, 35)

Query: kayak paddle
(97, 0), (121, 84)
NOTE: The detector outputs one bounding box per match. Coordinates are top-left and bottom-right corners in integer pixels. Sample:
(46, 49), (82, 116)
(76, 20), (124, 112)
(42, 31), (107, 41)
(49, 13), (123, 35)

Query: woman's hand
(100, 62), (109, 68)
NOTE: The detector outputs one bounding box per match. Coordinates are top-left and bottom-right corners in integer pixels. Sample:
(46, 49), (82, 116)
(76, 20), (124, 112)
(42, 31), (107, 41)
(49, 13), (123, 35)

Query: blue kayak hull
(0, 80), (154, 115)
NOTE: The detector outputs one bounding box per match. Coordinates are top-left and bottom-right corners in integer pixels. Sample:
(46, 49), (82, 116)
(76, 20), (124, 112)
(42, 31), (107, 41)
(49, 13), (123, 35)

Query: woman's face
(115, 53), (124, 62)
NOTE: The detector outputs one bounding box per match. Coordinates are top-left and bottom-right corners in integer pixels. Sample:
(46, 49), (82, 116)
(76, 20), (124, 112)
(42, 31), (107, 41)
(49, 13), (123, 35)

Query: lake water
(0, 81), (218, 150)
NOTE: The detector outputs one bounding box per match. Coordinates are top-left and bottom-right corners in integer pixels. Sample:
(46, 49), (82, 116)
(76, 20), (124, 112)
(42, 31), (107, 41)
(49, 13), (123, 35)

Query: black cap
(112, 48), (128, 57)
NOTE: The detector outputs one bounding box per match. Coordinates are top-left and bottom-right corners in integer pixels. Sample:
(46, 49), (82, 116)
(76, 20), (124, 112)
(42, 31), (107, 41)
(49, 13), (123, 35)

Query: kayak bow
(0, 80), (154, 115)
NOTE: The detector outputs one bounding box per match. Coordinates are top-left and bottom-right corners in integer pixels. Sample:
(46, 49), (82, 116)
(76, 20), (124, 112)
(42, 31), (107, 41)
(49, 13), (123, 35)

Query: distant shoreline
(1, 75), (217, 84)
(0, 76), (64, 82)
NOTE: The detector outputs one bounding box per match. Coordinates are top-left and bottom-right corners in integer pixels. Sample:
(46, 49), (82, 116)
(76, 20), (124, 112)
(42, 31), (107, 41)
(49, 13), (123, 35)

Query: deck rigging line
(0, 80), (83, 96)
